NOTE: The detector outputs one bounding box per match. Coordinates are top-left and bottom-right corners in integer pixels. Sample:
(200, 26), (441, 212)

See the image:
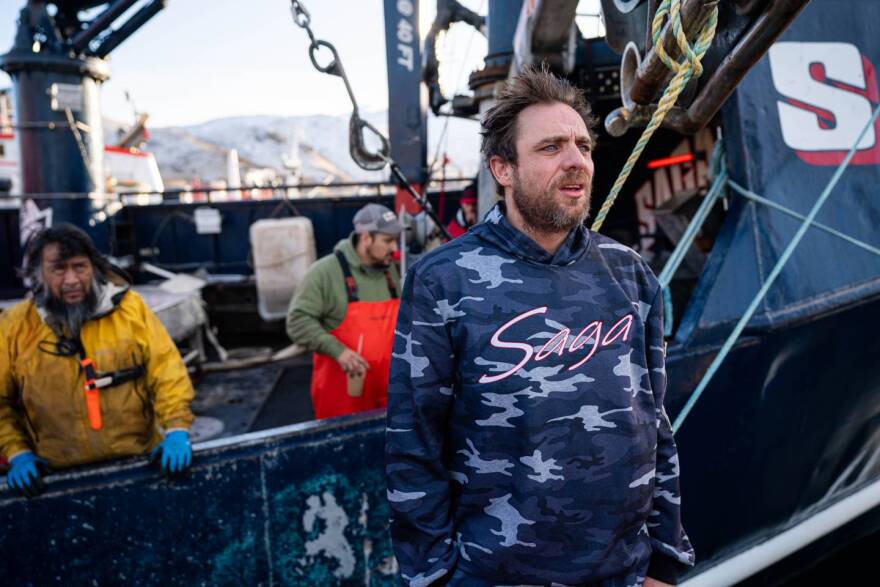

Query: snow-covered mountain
(108, 111), (482, 185)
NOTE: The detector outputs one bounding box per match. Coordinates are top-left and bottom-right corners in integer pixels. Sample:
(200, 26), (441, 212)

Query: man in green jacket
(286, 203), (403, 419)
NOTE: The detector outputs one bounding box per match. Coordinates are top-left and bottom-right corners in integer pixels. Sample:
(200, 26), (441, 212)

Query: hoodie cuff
(647, 553), (683, 585)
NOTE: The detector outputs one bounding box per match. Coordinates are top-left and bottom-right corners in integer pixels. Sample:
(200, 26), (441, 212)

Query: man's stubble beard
(511, 168), (593, 234)
(367, 244), (394, 269)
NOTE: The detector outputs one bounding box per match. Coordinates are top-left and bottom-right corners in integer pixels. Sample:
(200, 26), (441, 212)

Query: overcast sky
(0, 1), (602, 127)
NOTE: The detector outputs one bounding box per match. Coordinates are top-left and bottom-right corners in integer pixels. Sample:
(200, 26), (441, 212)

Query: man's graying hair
(480, 64), (598, 194)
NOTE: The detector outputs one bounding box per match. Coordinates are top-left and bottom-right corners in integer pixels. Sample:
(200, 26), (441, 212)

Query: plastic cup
(347, 372), (365, 397)
(347, 334), (366, 397)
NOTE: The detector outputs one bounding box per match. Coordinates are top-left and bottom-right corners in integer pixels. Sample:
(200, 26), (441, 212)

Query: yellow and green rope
(591, 0), (719, 232)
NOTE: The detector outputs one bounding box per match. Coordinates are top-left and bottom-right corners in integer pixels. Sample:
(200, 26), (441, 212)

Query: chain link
(289, 0), (386, 169)
(290, 1), (315, 42)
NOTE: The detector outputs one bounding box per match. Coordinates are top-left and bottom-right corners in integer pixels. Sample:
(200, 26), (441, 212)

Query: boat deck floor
(191, 354), (315, 440)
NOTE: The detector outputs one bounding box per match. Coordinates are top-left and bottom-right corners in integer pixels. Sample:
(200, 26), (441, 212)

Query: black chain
(290, 0), (387, 171)
(289, 0), (451, 241)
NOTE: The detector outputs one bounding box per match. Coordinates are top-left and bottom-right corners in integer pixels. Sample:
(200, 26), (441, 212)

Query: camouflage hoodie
(386, 202), (695, 586)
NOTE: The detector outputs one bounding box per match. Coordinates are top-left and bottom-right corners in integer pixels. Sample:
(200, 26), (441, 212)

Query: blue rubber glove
(150, 430), (192, 476)
(7, 452), (48, 498)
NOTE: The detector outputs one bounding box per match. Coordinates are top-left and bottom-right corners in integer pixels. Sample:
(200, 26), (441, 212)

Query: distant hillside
(106, 111), (481, 185)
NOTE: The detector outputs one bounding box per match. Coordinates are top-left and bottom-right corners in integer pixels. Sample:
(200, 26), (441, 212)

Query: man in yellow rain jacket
(0, 224), (195, 497)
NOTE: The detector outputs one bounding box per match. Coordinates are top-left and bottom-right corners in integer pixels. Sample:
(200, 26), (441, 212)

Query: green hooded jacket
(285, 234), (401, 358)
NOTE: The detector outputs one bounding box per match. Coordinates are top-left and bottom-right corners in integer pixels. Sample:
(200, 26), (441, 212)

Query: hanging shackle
(349, 113), (390, 171)
(308, 40), (344, 78)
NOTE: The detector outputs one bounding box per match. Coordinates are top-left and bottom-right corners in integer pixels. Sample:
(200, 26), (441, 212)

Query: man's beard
(511, 169), (592, 234)
(36, 281), (101, 339)
(367, 245), (393, 268)
(369, 257), (393, 269)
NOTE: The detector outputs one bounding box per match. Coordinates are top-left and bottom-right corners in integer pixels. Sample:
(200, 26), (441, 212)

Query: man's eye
(579, 144), (592, 153)
(543, 145), (558, 152)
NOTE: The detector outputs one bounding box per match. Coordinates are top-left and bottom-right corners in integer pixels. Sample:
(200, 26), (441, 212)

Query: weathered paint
(0, 412), (396, 586)
(678, 0), (880, 344)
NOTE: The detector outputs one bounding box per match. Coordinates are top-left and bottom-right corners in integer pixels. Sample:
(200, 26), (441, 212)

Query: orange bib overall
(310, 251), (400, 419)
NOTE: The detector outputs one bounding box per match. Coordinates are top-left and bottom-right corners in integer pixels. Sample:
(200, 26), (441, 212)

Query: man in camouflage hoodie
(386, 65), (695, 586)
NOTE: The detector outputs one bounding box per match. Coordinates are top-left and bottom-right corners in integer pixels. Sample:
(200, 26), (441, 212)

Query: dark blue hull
(0, 413), (395, 586)
(670, 292), (880, 577)
(1, 293), (878, 584)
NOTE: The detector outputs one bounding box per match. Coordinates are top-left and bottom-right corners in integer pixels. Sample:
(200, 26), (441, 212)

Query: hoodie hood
(470, 201), (591, 267)
(91, 269), (130, 319)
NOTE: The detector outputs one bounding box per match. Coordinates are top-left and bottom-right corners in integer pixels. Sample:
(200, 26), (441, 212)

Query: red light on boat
(647, 153), (695, 169)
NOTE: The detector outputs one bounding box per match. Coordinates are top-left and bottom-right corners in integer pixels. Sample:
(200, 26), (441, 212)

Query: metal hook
(349, 114), (390, 171)
(287, 0), (451, 240)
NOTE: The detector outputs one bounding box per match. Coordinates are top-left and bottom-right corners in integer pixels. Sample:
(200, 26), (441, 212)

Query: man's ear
(489, 156), (514, 191)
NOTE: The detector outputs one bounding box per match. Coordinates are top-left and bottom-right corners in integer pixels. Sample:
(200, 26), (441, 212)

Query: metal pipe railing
(628, 0), (717, 106)
(0, 177), (475, 201)
(665, 0), (811, 134)
(93, 0), (168, 58)
(70, 0), (141, 54)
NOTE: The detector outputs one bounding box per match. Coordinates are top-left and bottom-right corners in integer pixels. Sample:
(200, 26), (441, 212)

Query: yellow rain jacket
(0, 277), (195, 469)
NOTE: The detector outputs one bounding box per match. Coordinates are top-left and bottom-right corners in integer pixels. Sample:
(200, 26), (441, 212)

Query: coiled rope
(591, 0), (719, 232)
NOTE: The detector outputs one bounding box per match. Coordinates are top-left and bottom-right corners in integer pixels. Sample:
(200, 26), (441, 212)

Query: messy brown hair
(480, 64), (597, 194)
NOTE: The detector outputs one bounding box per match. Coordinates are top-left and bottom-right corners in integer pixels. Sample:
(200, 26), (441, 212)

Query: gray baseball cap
(353, 203), (403, 235)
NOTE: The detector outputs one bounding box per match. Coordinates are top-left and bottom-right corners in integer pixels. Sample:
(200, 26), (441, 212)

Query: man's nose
(561, 142), (588, 170)
(62, 267), (79, 285)
(390, 240), (399, 253)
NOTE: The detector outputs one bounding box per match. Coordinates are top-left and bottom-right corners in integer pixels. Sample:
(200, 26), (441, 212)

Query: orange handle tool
(80, 358), (103, 430)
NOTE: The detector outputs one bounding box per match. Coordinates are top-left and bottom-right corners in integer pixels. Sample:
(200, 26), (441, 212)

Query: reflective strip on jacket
(0, 289), (195, 468)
